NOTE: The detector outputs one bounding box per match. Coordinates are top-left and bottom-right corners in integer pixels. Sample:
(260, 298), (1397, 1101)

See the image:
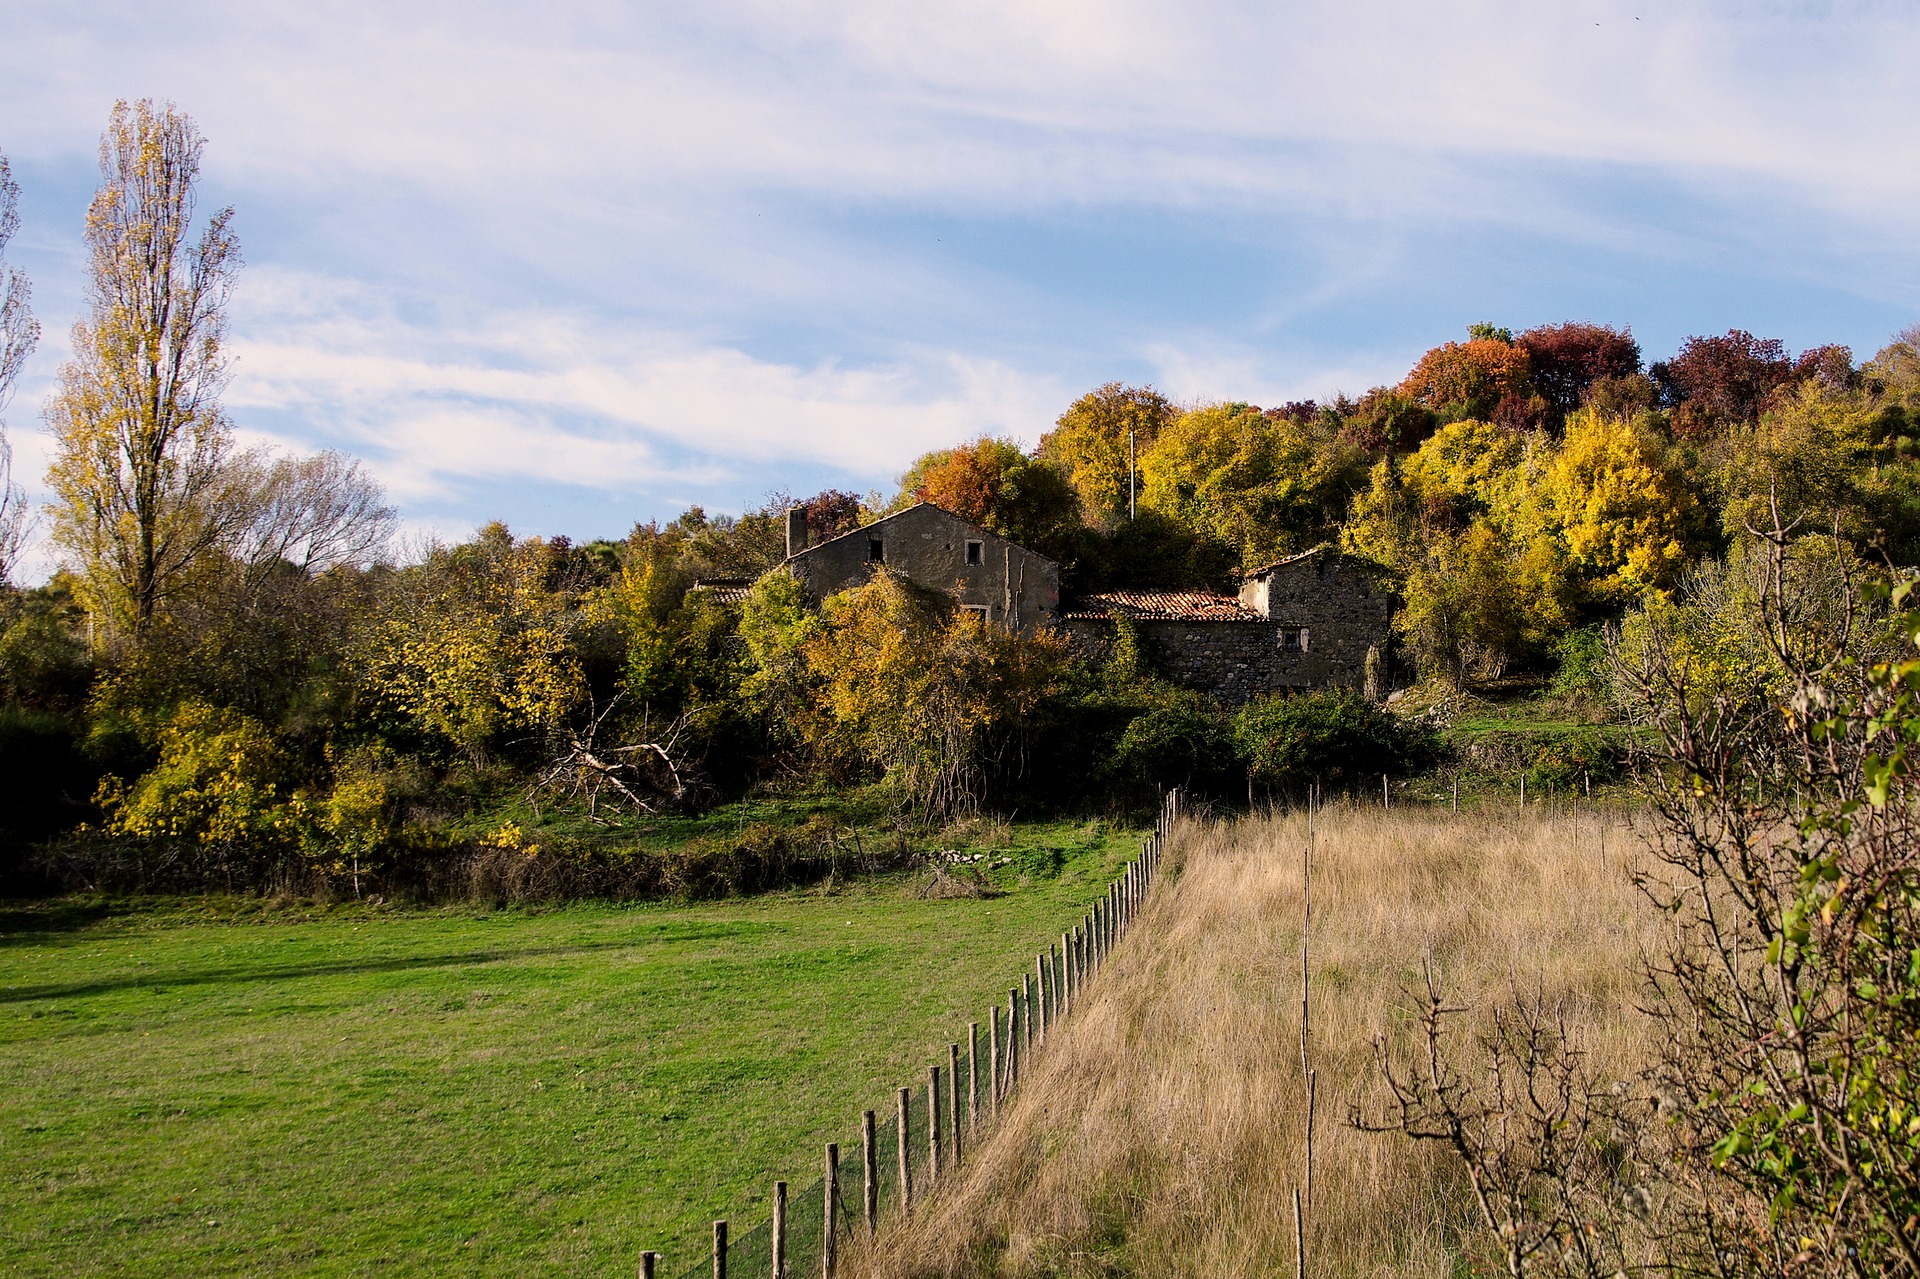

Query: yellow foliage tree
(1139, 403), (1358, 569)
(45, 101), (252, 645)
(1399, 419), (1529, 516)
(1539, 410), (1697, 602)
(1716, 381), (1886, 543)
(805, 571), (1072, 817)
(94, 701), (308, 848)
(1035, 383), (1175, 527)
(364, 524), (584, 760)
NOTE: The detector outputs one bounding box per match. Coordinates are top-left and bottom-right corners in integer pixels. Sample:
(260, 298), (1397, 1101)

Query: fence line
(653, 788), (1182, 1278)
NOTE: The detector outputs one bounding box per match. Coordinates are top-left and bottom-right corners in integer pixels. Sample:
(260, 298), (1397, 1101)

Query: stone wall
(1064, 552), (1394, 704)
(786, 502), (1061, 632)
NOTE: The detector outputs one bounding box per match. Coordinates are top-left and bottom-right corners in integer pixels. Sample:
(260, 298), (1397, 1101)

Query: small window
(868, 538), (884, 563)
(965, 540), (983, 566)
(962, 604), (990, 620)
(1278, 627), (1308, 653)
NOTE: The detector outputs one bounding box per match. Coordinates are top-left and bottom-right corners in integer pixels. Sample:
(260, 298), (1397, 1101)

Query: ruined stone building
(1059, 546), (1393, 705)
(702, 503), (1392, 703)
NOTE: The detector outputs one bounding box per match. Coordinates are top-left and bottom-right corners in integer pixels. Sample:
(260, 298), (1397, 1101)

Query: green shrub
(1547, 624), (1612, 705)
(1523, 728), (1622, 793)
(1234, 690), (1434, 790)
(1107, 697), (1240, 796)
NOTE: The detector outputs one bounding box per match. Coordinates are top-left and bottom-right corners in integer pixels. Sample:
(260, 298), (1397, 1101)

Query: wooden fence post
(1292, 1186), (1305, 1279)
(966, 1024), (980, 1134)
(1057, 937), (1070, 1014)
(1007, 988), (1020, 1089)
(1054, 939), (1066, 1015)
(714, 1220), (728, 1279)
(860, 1112), (876, 1238)
(949, 1042), (963, 1167)
(1011, 984), (1024, 1072)
(896, 1088), (913, 1212)
(988, 1008), (1002, 1115)
(1035, 954), (1048, 1044)
(823, 1143), (839, 1279)
(641, 1250), (659, 1279)
(773, 1181), (788, 1279)
(927, 1065), (942, 1185)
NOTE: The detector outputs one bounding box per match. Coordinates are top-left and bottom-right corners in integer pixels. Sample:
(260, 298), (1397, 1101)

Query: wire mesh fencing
(659, 790), (1181, 1278)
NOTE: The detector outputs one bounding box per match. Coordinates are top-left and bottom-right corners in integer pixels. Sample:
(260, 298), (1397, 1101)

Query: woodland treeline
(0, 101), (1915, 895)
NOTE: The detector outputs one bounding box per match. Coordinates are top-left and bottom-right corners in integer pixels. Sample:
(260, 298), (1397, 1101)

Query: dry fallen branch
(528, 696), (699, 820)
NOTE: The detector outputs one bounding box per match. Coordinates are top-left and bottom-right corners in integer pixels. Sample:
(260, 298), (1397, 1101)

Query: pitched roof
(1240, 542), (1333, 581)
(1061, 590), (1262, 622)
(784, 500), (1061, 568)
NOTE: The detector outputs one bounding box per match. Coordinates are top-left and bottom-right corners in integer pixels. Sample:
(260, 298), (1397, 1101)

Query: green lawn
(0, 819), (1142, 1277)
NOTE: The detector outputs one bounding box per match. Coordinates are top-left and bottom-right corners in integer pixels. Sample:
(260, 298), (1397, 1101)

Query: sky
(1, 1), (1917, 572)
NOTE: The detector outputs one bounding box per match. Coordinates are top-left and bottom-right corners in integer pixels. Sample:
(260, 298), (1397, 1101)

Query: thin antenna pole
(1300, 815), (1311, 1077)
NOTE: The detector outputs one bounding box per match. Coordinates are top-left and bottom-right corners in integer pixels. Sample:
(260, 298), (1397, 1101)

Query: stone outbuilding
(781, 501), (1062, 633)
(1059, 545), (1394, 704)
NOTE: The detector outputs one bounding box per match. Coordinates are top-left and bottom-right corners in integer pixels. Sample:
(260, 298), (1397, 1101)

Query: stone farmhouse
(780, 501), (1062, 631)
(1057, 546), (1394, 705)
(702, 501), (1393, 703)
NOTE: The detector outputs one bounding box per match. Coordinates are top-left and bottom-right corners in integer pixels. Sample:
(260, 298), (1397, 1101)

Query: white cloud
(1, 0), (1915, 563)
(222, 267), (1070, 505)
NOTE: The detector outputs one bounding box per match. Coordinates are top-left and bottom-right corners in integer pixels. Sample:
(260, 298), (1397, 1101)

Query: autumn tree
(1035, 382), (1175, 527)
(1866, 324), (1920, 407)
(791, 489), (864, 541)
(45, 101), (249, 644)
(1653, 329), (1795, 432)
(1398, 335), (1534, 422)
(1538, 408), (1699, 602)
(0, 149), (38, 585)
(805, 570), (1073, 818)
(362, 523), (585, 762)
(1141, 402), (1367, 567)
(1515, 321), (1640, 423)
(899, 436), (1080, 554)
(1335, 388), (1438, 454)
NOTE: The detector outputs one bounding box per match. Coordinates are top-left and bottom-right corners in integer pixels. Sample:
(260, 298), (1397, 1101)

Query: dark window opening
(868, 538), (884, 563)
(965, 540), (983, 566)
(1278, 627), (1307, 652)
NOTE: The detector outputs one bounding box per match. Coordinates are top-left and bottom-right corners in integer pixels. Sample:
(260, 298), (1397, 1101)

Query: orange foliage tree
(1398, 337), (1535, 422)
(898, 436), (1080, 554)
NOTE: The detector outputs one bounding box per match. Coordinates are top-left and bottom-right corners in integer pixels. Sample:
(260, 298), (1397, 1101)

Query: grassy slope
(850, 806), (1655, 1278)
(0, 820), (1141, 1278)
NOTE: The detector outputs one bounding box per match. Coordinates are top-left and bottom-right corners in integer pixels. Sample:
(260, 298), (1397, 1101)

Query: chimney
(785, 506), (809, 558)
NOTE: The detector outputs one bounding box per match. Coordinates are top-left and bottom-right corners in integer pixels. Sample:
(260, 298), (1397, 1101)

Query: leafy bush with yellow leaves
(94, 702), (308, 849)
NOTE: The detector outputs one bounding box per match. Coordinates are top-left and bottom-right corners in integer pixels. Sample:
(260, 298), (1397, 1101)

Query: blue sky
(1, 1), (1917, 571)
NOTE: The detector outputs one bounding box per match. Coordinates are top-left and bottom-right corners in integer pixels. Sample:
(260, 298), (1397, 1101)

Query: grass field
(0, 817), (1145, 1277)
(852, 804), (1656, 1278)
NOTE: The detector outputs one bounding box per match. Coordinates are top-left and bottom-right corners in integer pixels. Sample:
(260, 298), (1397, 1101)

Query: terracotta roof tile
(1061, 590), (1261, 622)
(690, 579), (752, 605)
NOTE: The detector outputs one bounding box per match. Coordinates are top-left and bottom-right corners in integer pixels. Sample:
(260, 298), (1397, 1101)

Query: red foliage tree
(1515, 322), (1641, 421)
(1792, 344), (1857, 394)
(1652, 330), (1794, 429)
(797, 489), (863, 540)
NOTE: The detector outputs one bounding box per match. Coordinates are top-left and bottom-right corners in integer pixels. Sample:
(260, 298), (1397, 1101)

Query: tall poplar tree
(0, 149), (38, 584)
(45, 100), (246, 644)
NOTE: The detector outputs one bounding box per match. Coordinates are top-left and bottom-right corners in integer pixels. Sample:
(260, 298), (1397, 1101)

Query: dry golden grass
(848, 804), (1661, 1278)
